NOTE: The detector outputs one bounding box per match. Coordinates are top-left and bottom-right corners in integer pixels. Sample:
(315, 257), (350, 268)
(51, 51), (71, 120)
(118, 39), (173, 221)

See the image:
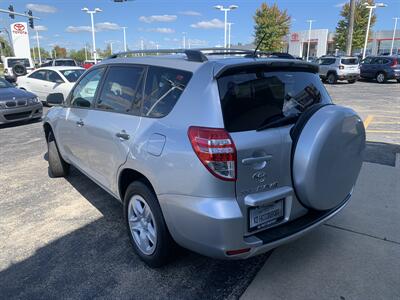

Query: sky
(1, 0), (400, 52)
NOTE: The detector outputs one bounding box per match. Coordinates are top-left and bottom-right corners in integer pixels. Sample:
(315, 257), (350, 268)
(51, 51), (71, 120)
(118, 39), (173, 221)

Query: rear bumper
(159, 193), (351, 259)
(337, 73), (360, 80)
(0, 103), (43, 124)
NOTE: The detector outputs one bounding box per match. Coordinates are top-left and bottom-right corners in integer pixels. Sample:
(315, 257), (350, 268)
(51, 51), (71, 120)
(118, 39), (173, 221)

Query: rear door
(23, 70), (48, 99)
(340, 57), (359, 74)
(217, 68), (332, 234)
(83, 65), (146, 192)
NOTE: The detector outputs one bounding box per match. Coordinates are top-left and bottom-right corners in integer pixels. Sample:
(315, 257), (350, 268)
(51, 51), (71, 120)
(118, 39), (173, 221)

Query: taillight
(390, 58), (398, 67)
(339, 65), (344, 70)
(188, 126), (236, 181)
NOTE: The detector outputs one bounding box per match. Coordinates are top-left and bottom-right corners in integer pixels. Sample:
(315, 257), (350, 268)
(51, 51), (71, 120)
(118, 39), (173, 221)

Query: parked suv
(360, 56), (400, 83)
(317, 56), (360, 84)
(1, 56), (35, 83)
(43, 49), (366, 267)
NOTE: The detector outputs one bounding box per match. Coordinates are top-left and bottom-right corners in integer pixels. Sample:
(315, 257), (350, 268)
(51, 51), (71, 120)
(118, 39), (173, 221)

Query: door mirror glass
(47, 93), (64, 105)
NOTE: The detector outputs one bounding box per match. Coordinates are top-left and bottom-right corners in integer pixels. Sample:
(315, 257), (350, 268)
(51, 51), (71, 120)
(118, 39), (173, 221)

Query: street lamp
(227, 23), (233, 48)
(121, 27), (127, 52)
(214, 5), (238, 48)
(82, 7), (102, 63)
(306, 20), (316, 61)
(362, 2), (387, 59)
(390, 17), (399, 56)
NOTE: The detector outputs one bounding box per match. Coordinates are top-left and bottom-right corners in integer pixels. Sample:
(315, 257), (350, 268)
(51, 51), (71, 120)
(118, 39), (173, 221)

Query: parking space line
(363, 115), (374, 129)
(366, 130), (400, 134)
(372, 121), (400, 124)
(372, 115), (400, 119)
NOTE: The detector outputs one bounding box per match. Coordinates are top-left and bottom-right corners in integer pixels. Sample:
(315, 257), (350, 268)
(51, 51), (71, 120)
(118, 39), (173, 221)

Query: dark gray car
(0, 78), (42, 124)
(360, 56), (400, 83)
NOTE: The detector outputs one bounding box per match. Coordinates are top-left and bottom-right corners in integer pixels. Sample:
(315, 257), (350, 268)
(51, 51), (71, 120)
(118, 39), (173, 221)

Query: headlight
(28, 97), (39, 105)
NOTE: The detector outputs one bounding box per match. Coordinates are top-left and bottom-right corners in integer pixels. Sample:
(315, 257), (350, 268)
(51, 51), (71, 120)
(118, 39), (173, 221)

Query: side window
(142, 66), (192, 118)
(96, 66), (145, 114)
(70, 68), (105, 108)
(28, 70), (46, 80)
(47, 71), (64, 83)
(361, 57), (373, 65)
(319, 58), (335, 66)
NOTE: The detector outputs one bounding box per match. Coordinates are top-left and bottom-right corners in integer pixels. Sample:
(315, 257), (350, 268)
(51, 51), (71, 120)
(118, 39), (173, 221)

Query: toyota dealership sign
(10, 22), (31, 59)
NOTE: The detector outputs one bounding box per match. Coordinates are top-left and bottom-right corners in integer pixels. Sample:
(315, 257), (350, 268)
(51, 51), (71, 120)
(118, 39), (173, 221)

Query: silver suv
(43, 49), (366, 267)
(317, 56), (360, 84)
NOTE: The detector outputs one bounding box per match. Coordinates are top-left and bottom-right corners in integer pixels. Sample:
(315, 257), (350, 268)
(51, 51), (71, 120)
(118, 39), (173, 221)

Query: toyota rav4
(43, 49), (366, 267)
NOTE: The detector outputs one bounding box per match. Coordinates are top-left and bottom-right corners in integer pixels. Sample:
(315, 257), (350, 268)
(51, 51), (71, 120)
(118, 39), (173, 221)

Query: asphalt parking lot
(0, 81), (399, 299)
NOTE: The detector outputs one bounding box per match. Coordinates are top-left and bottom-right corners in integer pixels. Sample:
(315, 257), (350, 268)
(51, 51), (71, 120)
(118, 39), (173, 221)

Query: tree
(0, 37), (13, 57)
(253, 3), (291, 52)
(69, 49), (87, 62)
(30, 47), (50, 59)
(335, 0), (377, 53)
(52, 45), (67, 58)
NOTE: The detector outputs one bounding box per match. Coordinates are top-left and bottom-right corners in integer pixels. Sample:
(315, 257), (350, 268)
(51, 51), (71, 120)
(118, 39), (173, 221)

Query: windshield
(0, 78), (13, 88)
(7, 59), (30, 68)
(60, 69), (85, 82)
(341, 58), (359, 65)
(55, 60), (76, 66)
(218, 71), (331, 132)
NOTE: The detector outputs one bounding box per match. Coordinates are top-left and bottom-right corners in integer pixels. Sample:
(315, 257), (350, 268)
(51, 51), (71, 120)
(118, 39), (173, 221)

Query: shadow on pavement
(0, 166), (270, 300)
(364, 141), (400, 167)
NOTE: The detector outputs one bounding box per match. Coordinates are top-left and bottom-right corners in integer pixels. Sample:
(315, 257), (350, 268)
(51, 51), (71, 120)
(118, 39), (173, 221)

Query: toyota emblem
(14, 24), (25, 31)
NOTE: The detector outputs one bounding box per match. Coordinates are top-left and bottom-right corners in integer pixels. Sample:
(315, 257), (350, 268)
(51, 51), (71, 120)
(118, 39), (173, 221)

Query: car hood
(0, 87), (36, 101)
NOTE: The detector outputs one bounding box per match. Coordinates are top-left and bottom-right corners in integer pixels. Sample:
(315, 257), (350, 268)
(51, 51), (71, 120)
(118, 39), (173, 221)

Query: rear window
(55, 60), (76, 66)
(218, 71), (331, 132)
(7, 58), (30, 68)
(341, 58), (359, 65)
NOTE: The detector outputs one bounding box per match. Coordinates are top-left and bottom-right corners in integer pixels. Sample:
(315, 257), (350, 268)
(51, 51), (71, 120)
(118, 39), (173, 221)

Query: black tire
(348, 79), (356, 84)
(124, 181), (177, 267)
(397, 79), (400, 83)
(47, 131), (69, 177)
(12, 64), (27, 77)
(327, 73), (337, 84)
(376, 72), (386, 83)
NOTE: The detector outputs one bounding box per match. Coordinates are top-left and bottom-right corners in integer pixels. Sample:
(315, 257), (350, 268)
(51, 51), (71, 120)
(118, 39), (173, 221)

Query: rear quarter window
(218, 70), (331, 132)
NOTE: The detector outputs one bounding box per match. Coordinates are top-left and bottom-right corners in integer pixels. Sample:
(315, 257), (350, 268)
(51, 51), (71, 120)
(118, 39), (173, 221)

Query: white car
(17, 67), (85, 104)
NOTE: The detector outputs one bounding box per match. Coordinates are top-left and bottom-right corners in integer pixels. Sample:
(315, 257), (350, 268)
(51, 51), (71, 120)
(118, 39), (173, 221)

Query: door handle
(116, 131), (130, 141)
(76, 120), (84, 127)
(242, 155), (272, 165)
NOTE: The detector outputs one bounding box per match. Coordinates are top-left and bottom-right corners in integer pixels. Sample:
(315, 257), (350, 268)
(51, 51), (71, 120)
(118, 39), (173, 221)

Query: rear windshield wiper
(256, 114), (300, 132)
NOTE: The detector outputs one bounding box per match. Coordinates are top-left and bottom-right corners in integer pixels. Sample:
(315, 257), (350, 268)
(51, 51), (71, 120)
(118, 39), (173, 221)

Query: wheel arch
(43, 122), (53, 142)
(118, 168), (156, 202)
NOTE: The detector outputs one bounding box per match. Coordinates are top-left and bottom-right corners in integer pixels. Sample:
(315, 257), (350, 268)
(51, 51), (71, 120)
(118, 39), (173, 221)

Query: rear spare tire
(291, 104), (365, 211)
(12, 64), (27, 77)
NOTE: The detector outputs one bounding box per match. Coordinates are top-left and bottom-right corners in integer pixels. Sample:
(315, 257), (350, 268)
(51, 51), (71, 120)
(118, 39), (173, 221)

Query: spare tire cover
(292, 105), (365, 211)
(12, 64), (27, 77)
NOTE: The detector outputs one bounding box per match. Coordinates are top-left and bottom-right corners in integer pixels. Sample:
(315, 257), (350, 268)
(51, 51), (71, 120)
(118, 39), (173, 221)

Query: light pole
(35, 30), (41, 65)
(227, 23), (233, 48)
(214, 5), (238, 48)
(182, 32), (186, 49)
(306, 20), (315, 61)
(121, 27), (127, 52)
(82, 7), (102, 63)
(362, 2), (387, 59)
(390, 17), (399, 56)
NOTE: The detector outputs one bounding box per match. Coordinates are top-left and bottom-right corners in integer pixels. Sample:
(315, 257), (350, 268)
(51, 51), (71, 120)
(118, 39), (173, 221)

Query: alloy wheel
(127, 195), (157, 255)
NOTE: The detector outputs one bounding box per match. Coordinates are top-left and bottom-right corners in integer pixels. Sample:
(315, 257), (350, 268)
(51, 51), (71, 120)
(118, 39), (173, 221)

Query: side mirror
(47, 93), (64, 105)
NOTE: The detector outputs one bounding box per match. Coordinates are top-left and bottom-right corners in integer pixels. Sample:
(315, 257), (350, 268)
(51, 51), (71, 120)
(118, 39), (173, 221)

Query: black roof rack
(107, 49), (208, 63)
(106, 48), (296, 62)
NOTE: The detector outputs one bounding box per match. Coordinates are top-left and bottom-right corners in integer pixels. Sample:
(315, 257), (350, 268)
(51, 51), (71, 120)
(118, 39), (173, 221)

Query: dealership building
(285, 29), (400, 58)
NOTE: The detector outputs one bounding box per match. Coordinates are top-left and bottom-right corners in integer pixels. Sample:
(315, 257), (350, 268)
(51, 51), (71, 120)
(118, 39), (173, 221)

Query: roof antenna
(253, 31), (268, 58)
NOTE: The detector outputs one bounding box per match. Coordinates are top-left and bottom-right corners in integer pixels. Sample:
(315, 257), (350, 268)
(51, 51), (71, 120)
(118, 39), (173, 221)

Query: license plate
(249, 200), (284, 231)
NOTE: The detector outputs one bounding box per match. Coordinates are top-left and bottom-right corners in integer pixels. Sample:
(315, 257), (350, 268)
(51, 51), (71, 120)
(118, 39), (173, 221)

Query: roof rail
(106, 49), (208, 63)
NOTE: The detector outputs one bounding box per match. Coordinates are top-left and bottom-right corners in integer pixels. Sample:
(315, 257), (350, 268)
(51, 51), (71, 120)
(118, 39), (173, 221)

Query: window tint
(361, 57), (373, 64)
(341, 58), (358, 65)
(60, 69), (85, 82)
(218, 71), (331, 132)
(7, 58), (30, 67)
(96, 66), (145, 114)
(70, 68), (105, 108)
(28, 70), (46, 80)
(47, 70), (64, 83)
(143, 66), (192, 118)
(55, 60), (76, 66)
(319, 58), (336, 65)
